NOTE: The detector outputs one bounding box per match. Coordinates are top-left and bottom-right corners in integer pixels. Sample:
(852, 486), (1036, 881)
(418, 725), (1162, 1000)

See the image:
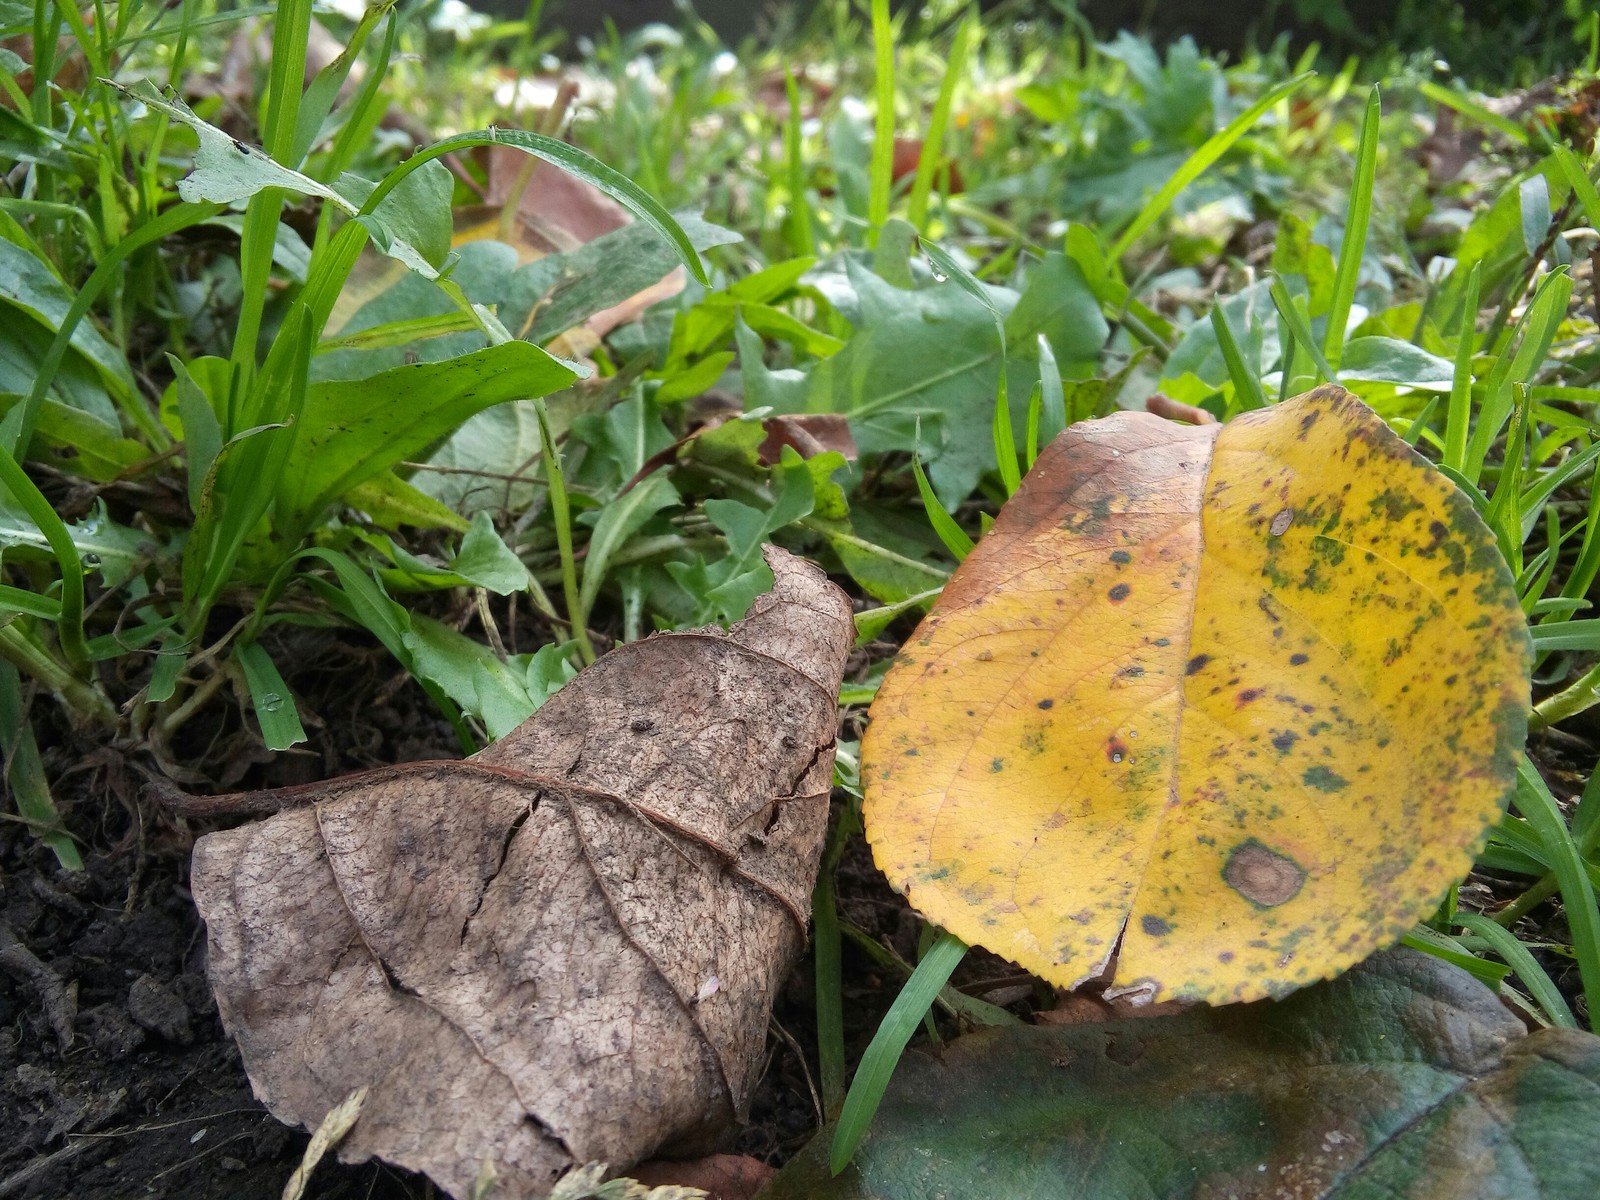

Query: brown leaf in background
(188, 548), (852, 1199)
(631, 1153), (775, 1200)
(755, 414), (857, 466)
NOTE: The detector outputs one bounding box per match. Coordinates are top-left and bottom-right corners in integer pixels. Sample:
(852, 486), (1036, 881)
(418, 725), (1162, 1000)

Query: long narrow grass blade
(830, 930), (966, 1173)
(0, 662), (83, 869)
(1453, 910), (1577, 1028)
(235, 641), (307, 751)
(1443, 263), (1481, 474)
(1463, 269), (1571, 486)
(867, 0), (896, 244)
(907, 15), (973, 231)
(357, 129), (706, 284)
(1210, 303), (1268, 411)
(784, 68), (815, 257)
(1514, 760), (1600, 1026)
(911, 424), (973, 561)
(0, 449), (87, 671)
(1268, 278), (1335, 383)
(1323, 86), (1381, 371)
(1110, 73), (1312, 260)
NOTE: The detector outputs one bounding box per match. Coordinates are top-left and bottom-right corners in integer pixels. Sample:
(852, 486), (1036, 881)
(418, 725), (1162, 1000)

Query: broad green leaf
(0, 238), (134, 410)
(449, 512), (531, 595)
(13, 397), (147, 482)
(275, 340), (581, 537)
(864, 386), (1530, 1005)
(578, 472), (679, 623)
(767, 948), (1600, 1200)
(170, 357), (223, 509)
(800, 253), (1106, 505)
(1337, 336), (1455, 387)
(502, 212), (739, 347)
(402, 613), (534, 739)
(343, 472), (469, 533)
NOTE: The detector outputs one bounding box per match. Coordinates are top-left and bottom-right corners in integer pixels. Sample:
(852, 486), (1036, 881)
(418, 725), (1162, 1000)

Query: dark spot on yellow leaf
(1109, 583), (1131, 602)
(1237, 688), (1264, 706)
(1272, 731), (1299, 753)
(1186, 654), (1210, 675)
(1223, 840), (1307, 908)
(990, 758), (1005, 772)
(1302, 765), (1348, 792)
(1037, 698), (1054, 710)
(1110, 550), (1132, 564)
(1141, 915), (1173, 936)
(1106, 737), (1128, 764)
(1289, 653), (1309, 665)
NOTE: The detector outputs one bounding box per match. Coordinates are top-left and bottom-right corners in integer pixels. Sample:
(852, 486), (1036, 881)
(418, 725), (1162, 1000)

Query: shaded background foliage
(472, 0), (1593, 87)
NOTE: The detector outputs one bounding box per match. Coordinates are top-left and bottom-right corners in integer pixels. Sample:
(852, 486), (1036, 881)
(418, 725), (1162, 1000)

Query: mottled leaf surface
(190, 549), (851, 1199)
(864, 386), (1530, 1003)
(763, 948), (1600, 1200)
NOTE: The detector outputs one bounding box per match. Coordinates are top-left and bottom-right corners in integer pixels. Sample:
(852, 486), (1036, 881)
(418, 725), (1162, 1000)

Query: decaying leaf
(864, 385), (1531, 1005)
(188, 548), (852, 1199)
(762, 947), (1600, 1199)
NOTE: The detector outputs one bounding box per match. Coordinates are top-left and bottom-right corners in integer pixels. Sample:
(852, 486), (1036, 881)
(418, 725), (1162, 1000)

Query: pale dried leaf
(191, 548), (852, 1199)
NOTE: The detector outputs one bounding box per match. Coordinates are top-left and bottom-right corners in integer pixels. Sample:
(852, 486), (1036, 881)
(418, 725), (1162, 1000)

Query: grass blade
(912, 424), (974, 561)
(1024, 380), (1044, 469)
(907, 15), (973, 231)
(868, 0), (895, 244)
(1210, 303), (1268, 411)
(1452, 910), (1577, 1028)
(991, 370), (1020, 497)
(0, 448), (87, 671)
(1464, 269), (1572, 487)
(358, 128), (706, 284)
(1443, 263), (1481, 474)
(1110, 72), (1313, 260)
(830, 930), (966, 1174)
(533, 400), (596, 666)
(1268, 278), (1335, 384)
(1323, 86), (1381, 372)
(0, 661), (82, 869)
(1514, 759), (1600, 1026)
(235, 641), (307, 750)
(784, 68), (814, 257)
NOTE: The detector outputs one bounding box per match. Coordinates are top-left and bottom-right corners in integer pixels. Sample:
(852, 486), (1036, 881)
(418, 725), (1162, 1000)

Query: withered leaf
(189, 548), (851, 1199)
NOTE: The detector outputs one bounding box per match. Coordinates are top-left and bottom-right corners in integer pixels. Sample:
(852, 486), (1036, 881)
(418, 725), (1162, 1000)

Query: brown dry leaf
(189, 548), (852, 1199)
(631, 1153), (775, 1199)
(755, 414), (858, 467)
(479, 145), (632, 253)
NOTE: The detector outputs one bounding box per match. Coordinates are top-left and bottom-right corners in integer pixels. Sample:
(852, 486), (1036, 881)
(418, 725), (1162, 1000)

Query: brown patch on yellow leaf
(863, 385), (1530, 1005)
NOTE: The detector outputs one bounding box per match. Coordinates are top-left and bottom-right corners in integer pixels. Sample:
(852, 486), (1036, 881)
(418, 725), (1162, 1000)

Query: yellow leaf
(863, 385), (1531, 1004)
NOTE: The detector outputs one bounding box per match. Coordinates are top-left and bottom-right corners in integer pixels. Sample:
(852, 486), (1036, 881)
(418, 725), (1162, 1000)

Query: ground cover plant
(4, 0), (1600, 1196)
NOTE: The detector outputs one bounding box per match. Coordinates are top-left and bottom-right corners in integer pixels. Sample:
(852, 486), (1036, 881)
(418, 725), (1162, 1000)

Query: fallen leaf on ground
(631, 1152), (774, 1199)
(187, 548), (852, 1199)
(864, 385), (1531, 1005)
(761, 947), (1600, 1199)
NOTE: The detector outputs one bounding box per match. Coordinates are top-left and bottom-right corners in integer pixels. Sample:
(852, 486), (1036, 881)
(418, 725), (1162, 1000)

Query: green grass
(2, 0), (1599, 1178)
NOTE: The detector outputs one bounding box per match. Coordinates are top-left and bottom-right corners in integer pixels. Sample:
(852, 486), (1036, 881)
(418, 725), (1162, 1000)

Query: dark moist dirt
(0, 618), (928, 1199)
